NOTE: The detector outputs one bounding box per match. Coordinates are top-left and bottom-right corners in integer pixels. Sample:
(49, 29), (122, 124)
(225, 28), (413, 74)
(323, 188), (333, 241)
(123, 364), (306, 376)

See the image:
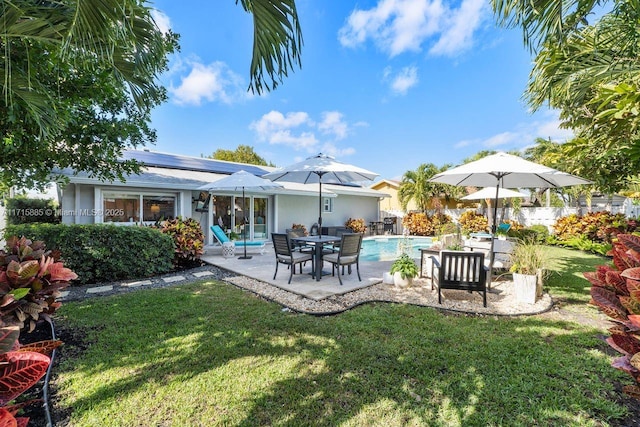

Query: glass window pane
(323, 197), (333, 213)
(213, 196), (232, 231)
(143, 196), (175, 221)
(254, 197), (267, 239)
(104, 195), (139, 223)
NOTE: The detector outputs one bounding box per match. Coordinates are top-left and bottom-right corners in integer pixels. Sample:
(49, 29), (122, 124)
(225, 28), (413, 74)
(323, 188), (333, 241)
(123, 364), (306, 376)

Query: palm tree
(1, 0), (302, 138)
(491, 0), (609, 51)
(399, 163), (460, 213)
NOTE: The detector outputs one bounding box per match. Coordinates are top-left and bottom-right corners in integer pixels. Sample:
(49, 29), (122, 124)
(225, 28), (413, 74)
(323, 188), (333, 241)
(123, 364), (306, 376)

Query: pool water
(360, 236), (433, 262)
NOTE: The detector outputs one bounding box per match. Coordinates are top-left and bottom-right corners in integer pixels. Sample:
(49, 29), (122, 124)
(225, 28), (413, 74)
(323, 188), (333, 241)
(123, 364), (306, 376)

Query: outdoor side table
(222, 242), (235, 258)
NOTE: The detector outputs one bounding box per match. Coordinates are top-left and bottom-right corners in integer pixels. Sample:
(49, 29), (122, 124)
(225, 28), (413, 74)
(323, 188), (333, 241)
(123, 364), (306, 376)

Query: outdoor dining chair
(323, 233), (363, 286)
(271, 233), (314, 284)
(286, 228), (314, 253)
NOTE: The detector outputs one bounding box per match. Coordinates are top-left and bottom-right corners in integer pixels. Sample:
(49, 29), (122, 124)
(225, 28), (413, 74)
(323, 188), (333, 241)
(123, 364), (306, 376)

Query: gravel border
(61, 263), (554, 317)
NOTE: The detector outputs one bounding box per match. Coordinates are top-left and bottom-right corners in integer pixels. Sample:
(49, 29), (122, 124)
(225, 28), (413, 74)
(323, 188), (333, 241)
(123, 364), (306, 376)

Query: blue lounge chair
(470, 223), (511, 239)
(210, 225), (266, 254)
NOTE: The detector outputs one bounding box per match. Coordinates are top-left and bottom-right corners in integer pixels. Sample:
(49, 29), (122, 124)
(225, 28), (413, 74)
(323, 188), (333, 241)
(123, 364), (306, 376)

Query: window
(194, 191), (210, 212)
(103, 192), (176, 223)
(143, 196), (176, 221)
(323, 197), (333, 213)
(104, 194), (140, 222)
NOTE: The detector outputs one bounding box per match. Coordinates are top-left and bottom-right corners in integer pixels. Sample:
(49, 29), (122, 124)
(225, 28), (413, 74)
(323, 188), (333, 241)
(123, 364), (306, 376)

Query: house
(370, 179), (468, 213)
(369, 179), (417, 213)
(56, 150), (389, 246)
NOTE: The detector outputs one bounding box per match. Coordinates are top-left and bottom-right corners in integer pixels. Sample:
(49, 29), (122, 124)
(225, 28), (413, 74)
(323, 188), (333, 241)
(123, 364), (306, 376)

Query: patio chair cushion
(323, 253), (357, 265)
(277, 252), (313, 264)
(210, 225), (265, 247)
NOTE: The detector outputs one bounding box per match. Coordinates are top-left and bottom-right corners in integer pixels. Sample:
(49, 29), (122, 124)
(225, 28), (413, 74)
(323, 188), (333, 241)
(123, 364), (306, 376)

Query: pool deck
(202, 243), (398, 301)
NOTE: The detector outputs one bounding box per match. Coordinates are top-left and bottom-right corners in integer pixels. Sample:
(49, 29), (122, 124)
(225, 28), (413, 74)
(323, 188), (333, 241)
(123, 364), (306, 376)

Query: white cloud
(533, 115), (574, 141)
(338, 0), (487, 57)
(169, 60), (248, 106)
(484, 131), (517, 147)
(430, 0), (486, 56)
(454, 112), (575, 151)
(318, 112), (349, 140)
(151, 9), (171, 34)
(454, 139), (473, 149)
(389, 66), (419, 95)
(250, 110), (360, 153)
(267, 130), (318, 148)
(321, 143), (356, 158)
(250, 111), (312, 135)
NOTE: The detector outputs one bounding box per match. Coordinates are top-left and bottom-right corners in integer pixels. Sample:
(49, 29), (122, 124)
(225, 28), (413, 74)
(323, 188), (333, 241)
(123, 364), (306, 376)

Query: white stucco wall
(274, 194), (379, 233)
(60, 184), (96, 224)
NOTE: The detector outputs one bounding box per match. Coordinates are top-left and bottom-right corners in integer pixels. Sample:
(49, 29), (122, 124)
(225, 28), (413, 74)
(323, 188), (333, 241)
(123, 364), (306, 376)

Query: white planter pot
(513, 273), (538, 304)
(393, 272), (413, 288)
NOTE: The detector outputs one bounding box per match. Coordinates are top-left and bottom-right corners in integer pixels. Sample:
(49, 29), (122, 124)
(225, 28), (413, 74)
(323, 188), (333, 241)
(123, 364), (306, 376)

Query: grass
(53, 247), (630, 426)
(544, 245), (609, 316)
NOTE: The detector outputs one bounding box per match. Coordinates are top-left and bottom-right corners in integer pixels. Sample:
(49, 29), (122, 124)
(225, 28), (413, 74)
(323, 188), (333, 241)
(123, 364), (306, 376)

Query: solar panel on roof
(122, 150), (270, 176)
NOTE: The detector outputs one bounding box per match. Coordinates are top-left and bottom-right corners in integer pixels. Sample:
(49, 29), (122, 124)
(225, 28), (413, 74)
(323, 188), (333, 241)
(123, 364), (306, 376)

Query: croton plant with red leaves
(586, 233), (640, 399)
(0, 236), (75, 426)
(0, 236), (77, 332)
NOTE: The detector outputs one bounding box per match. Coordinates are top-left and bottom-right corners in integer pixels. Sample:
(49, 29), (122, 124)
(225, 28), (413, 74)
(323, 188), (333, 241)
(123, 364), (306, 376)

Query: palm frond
(239, 0), (303, 94)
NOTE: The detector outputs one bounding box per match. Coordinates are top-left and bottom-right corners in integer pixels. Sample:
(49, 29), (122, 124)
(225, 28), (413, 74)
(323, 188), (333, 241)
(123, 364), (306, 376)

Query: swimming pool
(360, 236), (433, 262)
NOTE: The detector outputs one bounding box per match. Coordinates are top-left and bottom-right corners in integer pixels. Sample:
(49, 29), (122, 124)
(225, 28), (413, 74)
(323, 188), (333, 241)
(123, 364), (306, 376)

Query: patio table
(291, 235), (341, 281)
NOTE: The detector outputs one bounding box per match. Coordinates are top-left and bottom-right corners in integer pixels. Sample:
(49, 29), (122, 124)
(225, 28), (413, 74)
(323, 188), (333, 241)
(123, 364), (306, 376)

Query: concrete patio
(202, 244), (393, 300)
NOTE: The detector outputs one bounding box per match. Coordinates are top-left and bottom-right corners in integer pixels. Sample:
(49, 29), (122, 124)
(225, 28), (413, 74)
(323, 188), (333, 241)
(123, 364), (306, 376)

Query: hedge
(4, 223), (174, 285)
(5, 197), (60, 225)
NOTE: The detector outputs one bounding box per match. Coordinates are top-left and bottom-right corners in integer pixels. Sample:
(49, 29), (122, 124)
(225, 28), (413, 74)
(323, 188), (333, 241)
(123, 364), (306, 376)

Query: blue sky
(148, 0), (572, 181)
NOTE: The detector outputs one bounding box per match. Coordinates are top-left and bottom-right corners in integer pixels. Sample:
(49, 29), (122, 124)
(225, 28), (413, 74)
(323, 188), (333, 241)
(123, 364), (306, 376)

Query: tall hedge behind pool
(4, 224), (175, 284)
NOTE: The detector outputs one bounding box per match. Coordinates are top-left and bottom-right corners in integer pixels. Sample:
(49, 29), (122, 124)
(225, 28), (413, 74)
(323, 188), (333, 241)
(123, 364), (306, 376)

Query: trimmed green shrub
(547, 234), (612, 256)
(4, 224), (174, 284)
(509, 224), (549, 243)
(5, 197), (60, 225)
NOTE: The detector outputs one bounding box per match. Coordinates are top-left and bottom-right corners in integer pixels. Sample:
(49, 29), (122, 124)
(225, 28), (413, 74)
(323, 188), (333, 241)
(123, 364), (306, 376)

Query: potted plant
(509, 238), (548, 303)
(390, 253), (419, 288)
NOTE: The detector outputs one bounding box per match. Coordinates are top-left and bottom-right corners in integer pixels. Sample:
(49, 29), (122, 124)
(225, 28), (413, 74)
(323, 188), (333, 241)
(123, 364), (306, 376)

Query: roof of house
(369, 179), (401, 190)
(122, 149), (272, 176)
(58, 150), (389, 198)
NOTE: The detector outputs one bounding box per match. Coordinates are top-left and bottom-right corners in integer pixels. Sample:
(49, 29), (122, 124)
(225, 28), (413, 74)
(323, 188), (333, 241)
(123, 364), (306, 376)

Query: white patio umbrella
(461, 187), (529, 201)
(262, 153), (379, 230)
(198, 170), (283, 260)
(430, 152), (591, 286)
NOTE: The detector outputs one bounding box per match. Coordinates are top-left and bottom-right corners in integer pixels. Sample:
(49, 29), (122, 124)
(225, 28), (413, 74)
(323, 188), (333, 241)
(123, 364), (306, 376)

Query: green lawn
(53, 247), (630, 426)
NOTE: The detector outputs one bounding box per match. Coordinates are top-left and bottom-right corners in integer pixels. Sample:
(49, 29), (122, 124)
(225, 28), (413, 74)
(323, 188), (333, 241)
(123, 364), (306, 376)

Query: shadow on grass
(55, 279), (630, 426)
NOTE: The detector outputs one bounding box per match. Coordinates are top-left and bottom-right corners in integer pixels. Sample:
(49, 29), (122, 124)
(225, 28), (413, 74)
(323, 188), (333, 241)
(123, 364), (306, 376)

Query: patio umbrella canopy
(430, 152), (591, 286)
(461, 187), (529, 200)
(262, 153), (379, 230)
(198, 170), (283, 260)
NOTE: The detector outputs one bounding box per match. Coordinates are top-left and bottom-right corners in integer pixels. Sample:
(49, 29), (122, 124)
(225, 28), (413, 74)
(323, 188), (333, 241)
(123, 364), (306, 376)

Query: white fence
(382, 204), (630, 232)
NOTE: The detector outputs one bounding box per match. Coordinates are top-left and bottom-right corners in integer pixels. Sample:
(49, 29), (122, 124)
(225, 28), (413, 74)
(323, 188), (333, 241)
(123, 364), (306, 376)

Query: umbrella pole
(318, 178), (323, 232)
(239, 187), (252, 260)
(487, 184), (500, 289)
